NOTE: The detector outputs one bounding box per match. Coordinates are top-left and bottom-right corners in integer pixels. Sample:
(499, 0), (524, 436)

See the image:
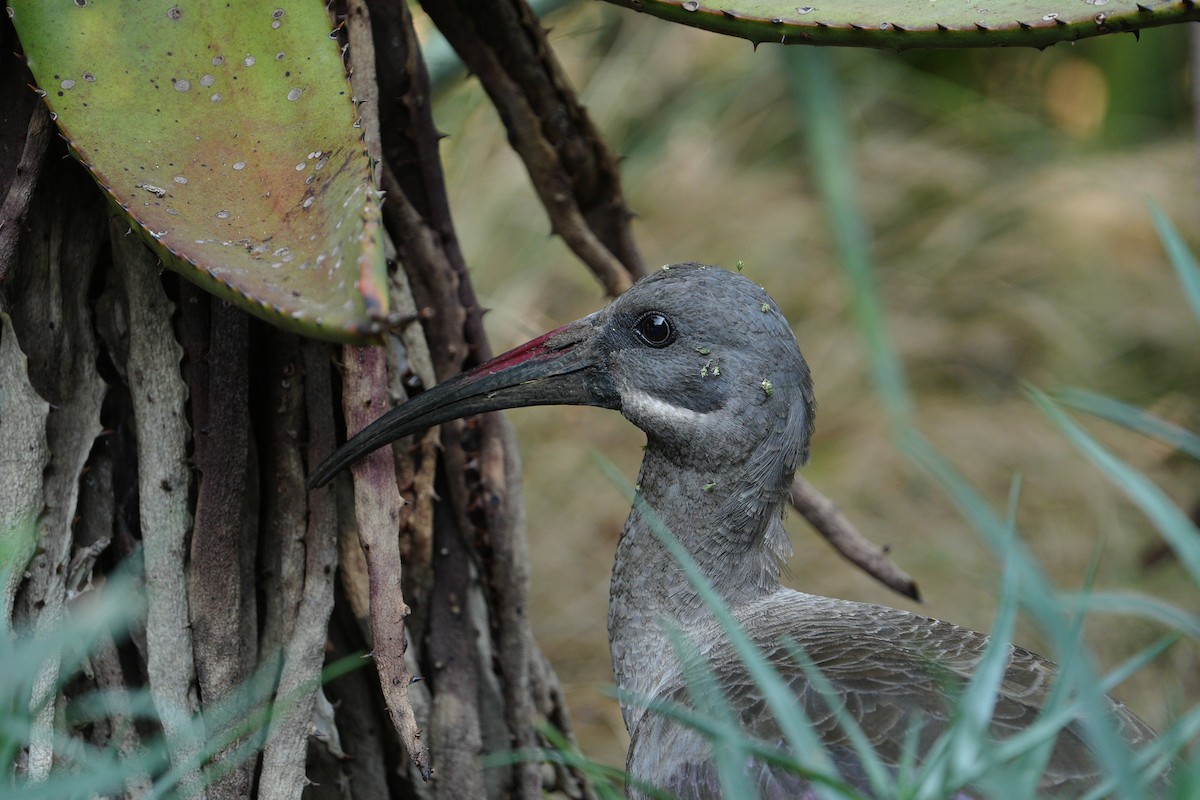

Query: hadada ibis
(309, 264), (1160, 798)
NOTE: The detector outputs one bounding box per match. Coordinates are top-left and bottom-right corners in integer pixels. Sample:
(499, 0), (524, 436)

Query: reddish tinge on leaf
(10, 0), (389, 343)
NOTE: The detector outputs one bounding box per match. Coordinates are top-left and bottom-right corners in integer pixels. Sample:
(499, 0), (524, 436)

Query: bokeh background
(425, 5), (1200, 768)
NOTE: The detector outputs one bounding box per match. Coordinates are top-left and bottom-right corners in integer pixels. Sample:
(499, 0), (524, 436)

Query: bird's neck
(607, 443), (793, 732)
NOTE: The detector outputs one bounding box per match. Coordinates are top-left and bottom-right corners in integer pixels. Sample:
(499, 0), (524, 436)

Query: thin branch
(0, 83), (50, 297)
(420, 0), (643, 295)
(789, 475), (921, 601)
(112, 225), (206, 796)
(182, 290), (255, 800)
(13, 172), (108, 781)
(343, 0), (435, 783)
(0, 313), (48, 634)
(427, 425), (488, 798)
(339, 343), (432, 781)
(259, 334), (340, 800)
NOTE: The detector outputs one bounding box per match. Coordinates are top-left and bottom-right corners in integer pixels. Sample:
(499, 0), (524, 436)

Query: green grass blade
(1059, 591), (1200, 639)
(991, 637), (1175, 772)
(949, 477), (1023, 779)
(1028, 386), (1200, 587)
(538, 723), (636, 800)
(668, 624), (760, 800)
(1099, 635), (1181, 694)
(779, 640), (893, 798)
(1149, 201), (1200, 326)
(786, 47), (913, 428)
(594, 454), (853, 799)
(615, 687), (854, 793)
(1054, 388), (1200, 461)
(897, 428), (1143, 797)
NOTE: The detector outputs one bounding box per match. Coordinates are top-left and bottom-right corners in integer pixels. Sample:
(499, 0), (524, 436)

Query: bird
(309, 263), (1161, 798)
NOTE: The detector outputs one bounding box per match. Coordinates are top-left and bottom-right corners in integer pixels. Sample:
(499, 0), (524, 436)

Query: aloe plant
(1, 1), (1197, 800)
(602, 0), (1200, 49)
(8, 0), (388, 342)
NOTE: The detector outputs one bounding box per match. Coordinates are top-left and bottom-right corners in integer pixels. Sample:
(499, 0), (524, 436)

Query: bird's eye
(634, 311), (674, 348)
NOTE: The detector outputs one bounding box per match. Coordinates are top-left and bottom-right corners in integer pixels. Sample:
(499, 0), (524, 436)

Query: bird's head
(307, 263), (815, 488)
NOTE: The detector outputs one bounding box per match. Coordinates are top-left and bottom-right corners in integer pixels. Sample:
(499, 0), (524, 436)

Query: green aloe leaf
(9, 0), (388, 343)
(604, 0), (1200, 50)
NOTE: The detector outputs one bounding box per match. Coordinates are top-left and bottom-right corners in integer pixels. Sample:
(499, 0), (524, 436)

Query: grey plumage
(309, 264), (1160, 798)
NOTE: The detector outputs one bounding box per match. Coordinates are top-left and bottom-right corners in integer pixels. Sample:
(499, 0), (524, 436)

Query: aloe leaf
(9, 0), (388, 343)
(604, 0), (1199, 50)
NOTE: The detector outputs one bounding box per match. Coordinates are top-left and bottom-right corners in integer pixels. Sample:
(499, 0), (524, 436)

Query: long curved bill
(307, 315), (614, 489)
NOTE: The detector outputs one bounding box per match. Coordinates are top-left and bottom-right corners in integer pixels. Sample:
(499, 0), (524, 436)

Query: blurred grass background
(425, 5), (1200, 768)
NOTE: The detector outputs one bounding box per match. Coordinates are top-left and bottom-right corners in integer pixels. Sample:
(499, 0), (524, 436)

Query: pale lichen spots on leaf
(295, 162), (306, 172)
(276, 52), (286, 61)
(200, 74), (216, 87)
(138, 183), (167, 197)
(173, 78), (190, 92)
(216, 210), (231, 219)
(173, 175), (187, 184)
(212, 55), (225, 67)
(232, 161), (246, 171)
(211, 93), (222, 103)
(60, 79), (75, 90)
(243, 56), (256, 67)
(342, 184), (363, 207)
(82, 72), (96, 82)
(166, 5), (181, 20)
(287, 88), (302, 101)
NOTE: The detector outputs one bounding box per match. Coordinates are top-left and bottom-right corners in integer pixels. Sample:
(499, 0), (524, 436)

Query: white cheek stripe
(623, 389), (710, 426)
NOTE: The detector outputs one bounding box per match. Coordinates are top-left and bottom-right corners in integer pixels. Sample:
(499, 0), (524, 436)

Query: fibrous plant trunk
(0, 2), (642, 798)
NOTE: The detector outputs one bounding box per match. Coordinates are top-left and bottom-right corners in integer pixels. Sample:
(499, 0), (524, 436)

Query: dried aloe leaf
(604, 0), (1200, 49)
(9, 0), (389, 343)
